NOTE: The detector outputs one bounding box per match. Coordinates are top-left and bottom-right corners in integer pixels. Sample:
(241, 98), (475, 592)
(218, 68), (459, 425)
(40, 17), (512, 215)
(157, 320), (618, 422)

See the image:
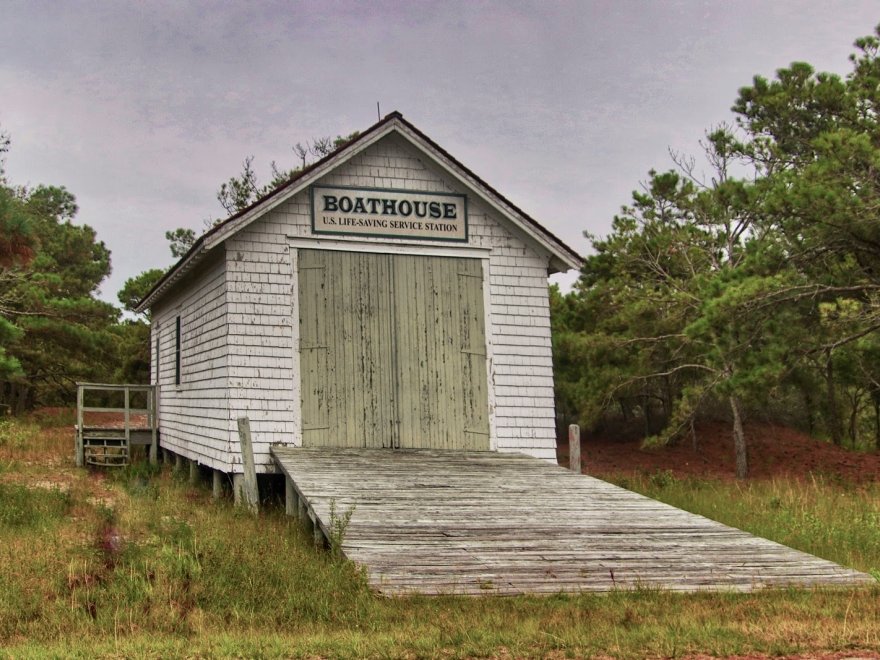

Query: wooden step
(84, 443), (129, 467)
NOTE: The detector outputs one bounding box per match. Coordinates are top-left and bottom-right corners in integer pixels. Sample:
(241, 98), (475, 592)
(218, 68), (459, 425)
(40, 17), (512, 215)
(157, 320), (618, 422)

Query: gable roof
(136, 111), (584, 312)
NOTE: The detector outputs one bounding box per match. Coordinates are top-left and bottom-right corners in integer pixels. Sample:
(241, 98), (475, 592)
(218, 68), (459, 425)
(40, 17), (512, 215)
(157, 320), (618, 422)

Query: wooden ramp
(271, 447), (873, 596)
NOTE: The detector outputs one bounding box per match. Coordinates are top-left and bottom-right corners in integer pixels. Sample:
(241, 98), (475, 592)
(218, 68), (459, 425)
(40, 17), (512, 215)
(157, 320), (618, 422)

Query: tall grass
(606, 470), (880, 576)
(0, 414), (878, 658)
(0, 481), (71, 528)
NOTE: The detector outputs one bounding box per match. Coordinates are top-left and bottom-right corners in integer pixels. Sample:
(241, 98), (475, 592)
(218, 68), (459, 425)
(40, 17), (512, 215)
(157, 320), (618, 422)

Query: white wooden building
(136, 112), (582, 477)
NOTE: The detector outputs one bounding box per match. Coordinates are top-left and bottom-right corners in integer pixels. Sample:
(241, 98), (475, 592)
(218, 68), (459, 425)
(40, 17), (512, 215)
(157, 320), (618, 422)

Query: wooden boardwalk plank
(271, 447), (873, 596)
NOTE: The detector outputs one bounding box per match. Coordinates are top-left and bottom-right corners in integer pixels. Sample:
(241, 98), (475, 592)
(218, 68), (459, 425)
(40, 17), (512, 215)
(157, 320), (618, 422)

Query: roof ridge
(135, 111), (583, 312)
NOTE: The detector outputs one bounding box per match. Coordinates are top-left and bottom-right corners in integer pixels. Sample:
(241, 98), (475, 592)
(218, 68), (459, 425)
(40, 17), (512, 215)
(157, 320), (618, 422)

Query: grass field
(0, 410), (878, 658)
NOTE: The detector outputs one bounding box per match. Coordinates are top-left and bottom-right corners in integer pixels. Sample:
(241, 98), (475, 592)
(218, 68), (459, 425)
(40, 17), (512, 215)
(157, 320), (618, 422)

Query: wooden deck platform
(271, 447), (873, 596)
(75, 383), (157, 467)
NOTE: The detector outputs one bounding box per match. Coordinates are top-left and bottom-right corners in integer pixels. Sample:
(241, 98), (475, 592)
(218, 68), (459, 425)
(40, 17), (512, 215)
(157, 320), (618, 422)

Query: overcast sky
(1, 1), (878, 305)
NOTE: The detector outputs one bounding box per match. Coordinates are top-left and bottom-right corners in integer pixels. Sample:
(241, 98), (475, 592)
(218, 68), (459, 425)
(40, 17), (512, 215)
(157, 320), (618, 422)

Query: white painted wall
(150, 132), (560, 472)
(222, 133), (558, 469)
(151, 252), (231, 470)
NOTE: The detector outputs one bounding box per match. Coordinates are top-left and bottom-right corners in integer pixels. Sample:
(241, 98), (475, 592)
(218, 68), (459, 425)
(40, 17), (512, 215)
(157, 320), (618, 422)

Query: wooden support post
(310, 511), (324, 548)
(297, 494), (307, 521)
(301, 507), (314, 536)
(569, 424), (581, 474)
(285, 477), (299, 516)
(174, 452), (183, 474)
(162, 448), (172, 464)
(232, 474), (244, 506)
(148, 387), (158, 466)
(189, 459), (199, 485)
(236, 417), (260, 513)
(212, 470), (224, 499)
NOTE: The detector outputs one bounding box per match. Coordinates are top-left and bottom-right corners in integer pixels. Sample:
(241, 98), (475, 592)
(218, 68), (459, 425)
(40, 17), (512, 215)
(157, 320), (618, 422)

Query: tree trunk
(11, 382), (29, 415)
(848, 391), (861, 448)
(662, 375), (673, 427)
(730, 395), (748, 479)
(802, 386), (814, 435)
(825, 351), (843, 445)
(871, 388), (880, 451)
(876, 400), (880, 451)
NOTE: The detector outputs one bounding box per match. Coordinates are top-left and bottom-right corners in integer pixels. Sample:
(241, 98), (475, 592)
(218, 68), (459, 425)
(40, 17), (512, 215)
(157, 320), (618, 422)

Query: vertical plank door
(392, 254), (489, 450)
(298, 250), (489, 450)
(298, 250), (396, 448)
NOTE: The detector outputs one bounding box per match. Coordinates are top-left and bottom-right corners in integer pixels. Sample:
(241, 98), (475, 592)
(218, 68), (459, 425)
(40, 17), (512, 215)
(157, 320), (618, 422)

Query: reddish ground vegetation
(559, 421), (880, 484)
(19, 407), (880, 484)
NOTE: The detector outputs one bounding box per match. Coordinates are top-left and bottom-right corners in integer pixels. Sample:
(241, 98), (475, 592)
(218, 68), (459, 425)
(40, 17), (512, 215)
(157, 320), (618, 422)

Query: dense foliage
(554, 26), (880, 477)
(0, 132), (126, 411)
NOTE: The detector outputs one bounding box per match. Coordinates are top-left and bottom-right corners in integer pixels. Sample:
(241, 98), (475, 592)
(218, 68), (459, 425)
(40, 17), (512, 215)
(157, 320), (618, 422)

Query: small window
(175, 316), (181, 386)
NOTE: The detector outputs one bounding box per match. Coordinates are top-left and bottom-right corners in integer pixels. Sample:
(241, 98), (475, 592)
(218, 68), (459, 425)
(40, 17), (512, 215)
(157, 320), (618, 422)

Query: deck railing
(75, 383), (158, 467)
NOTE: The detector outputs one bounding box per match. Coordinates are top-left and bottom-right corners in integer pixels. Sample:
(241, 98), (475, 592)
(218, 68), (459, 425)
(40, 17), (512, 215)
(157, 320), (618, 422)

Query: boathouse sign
(311, 185), (468, 242)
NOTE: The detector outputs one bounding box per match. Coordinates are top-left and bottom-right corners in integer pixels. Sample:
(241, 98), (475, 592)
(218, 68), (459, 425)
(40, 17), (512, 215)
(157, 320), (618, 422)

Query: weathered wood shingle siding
(151, 252), (231, 469)
(226, 133), (558, 468)
(224, 230), (297, 471)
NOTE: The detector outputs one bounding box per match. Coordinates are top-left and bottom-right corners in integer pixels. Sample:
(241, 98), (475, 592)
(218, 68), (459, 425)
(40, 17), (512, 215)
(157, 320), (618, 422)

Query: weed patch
(0, 481), (71, 528)
(0, 418), (37, 450)
(327, 498), (355, 560)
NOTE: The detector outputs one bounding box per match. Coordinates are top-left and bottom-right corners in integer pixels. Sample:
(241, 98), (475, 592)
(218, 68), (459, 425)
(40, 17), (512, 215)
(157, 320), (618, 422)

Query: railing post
(123, 386), (131, 459)
(75, 384), (84, 467)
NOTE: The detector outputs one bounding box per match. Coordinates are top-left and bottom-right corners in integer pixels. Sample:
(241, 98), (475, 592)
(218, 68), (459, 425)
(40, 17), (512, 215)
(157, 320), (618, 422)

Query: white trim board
(288, 237), (490, 260)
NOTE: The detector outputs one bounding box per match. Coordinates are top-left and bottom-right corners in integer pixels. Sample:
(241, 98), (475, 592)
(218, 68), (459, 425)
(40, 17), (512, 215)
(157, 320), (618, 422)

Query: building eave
(135, 111), (584, 312)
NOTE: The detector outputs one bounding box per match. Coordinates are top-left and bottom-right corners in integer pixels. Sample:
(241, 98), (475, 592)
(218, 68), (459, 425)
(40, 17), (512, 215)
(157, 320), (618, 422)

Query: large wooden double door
(298, 249), (490, 449)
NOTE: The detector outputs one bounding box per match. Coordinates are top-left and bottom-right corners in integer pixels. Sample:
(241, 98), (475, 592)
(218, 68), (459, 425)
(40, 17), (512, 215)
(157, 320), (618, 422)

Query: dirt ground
(29, 407), (880, 483)
(559, 420), (880, 483)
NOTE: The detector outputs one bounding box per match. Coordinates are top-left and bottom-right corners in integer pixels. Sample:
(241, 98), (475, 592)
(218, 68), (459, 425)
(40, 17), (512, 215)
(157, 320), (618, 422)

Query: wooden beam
(285, 477), (299, 516)
(310, 510), (325, 548)
(148, 387), (158, 465)
(297, 493), (307, 520)
(212, 470), (224, 499)
(123, 386), (131, 452)
(236, 417), (260, 513)
(75, 385), (84, 467)
(232, 474), (244, 506)
(568, 424), (580, 474)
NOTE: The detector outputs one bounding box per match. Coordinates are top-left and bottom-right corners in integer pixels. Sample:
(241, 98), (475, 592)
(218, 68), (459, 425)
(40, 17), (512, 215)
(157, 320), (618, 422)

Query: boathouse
(135, 112), (583, 479)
